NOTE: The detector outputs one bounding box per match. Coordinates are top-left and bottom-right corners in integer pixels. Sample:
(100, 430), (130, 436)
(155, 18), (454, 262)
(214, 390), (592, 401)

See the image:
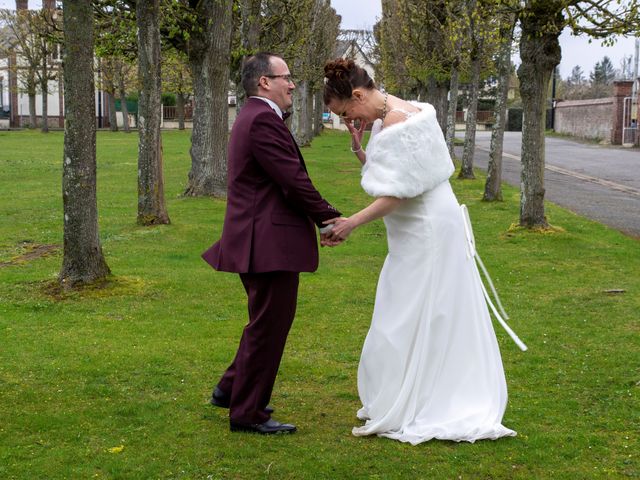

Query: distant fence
(163, 105), (193, 120)
(456, 110), (495, 124)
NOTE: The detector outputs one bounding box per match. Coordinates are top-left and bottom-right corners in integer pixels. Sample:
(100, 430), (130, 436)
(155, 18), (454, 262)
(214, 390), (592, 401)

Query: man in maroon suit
(202, 52), (341, 434)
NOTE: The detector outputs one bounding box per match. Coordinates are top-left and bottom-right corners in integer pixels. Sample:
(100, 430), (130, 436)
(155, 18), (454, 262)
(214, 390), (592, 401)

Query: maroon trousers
(217, 271), (300, 425)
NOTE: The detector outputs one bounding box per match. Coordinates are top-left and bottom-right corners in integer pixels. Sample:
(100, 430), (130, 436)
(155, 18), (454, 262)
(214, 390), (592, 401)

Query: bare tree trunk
(305, 87), (314, 141)
(28, 82), (37, 128)
(459, 55), (481, 179)
(116, 61), (131, 132)
(58, 66), (64, 128)
(446, 65), (459, 159)
(517, 16), (561, 227)
(425, 76), (448, 132)
(136, 0), (170, 226)
(291, 74), (311, 146)
(176, 92), (186, 130)
(40, 84), (49, 132)
(119, 88), (130, 132)
(313, 89), (323, 136)
(104, 68), (118, 131)
(484, 16), (515, 202)
(59, 0), (110, 288)
(40, 58), (49, 133)
(184, 0), (233, 197)
(107, 92), (118, 131)
(236, 0), (262, 112)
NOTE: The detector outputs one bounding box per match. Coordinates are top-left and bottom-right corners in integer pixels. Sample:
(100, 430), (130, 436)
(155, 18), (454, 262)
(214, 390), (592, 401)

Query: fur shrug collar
(361, 103), (454, 199)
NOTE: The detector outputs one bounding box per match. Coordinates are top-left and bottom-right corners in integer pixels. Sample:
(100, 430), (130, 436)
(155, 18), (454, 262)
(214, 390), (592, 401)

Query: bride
(322, 58), (526, 445)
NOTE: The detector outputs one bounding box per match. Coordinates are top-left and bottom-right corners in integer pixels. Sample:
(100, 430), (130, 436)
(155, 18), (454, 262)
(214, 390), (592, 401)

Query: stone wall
(554, 98), (614, 142)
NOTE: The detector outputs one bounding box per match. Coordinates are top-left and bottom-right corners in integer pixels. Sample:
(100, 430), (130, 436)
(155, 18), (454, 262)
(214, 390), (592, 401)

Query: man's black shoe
(210, 387), (274, 414)
(230, 418), (296, 434)
(210, 387), (231, 408)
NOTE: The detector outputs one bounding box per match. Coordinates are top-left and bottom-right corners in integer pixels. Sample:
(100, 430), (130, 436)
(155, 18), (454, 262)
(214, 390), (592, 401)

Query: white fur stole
(361, 103), (455, 198)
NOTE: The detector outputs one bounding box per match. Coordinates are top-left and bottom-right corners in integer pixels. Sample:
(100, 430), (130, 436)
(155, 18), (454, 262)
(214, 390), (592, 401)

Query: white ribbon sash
(460, 204), (528, 352)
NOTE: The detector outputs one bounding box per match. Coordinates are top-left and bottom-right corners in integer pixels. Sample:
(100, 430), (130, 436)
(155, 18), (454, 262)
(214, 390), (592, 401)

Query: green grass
(0, 129), (638, 479)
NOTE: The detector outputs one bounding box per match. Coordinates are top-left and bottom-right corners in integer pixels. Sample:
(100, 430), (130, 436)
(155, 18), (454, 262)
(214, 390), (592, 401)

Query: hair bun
(324, 58), (355, 82)
(323, 57), (374, 103)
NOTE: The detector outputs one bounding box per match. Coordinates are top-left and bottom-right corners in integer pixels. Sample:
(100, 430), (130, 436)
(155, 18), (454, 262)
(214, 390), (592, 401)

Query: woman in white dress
(322, 59), (526, 445)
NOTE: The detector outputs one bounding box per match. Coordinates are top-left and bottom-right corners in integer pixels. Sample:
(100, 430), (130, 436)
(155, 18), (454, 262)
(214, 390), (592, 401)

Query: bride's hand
(345, 119), (367, 151)
(324, 217), (357, 241)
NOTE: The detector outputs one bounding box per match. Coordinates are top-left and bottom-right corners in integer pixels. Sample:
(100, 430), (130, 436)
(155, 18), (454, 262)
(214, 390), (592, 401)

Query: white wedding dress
(353, 104), (525, 445)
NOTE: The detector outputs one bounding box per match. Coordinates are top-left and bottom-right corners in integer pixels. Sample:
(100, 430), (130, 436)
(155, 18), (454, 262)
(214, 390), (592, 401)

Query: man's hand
(320, 232), (344, 247)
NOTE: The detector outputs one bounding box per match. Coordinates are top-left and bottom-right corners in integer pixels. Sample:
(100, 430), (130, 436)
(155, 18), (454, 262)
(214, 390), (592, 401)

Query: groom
(202, 52), (341, 434)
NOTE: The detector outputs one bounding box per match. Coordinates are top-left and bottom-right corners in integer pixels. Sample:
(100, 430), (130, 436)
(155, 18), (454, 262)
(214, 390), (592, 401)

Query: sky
(329, 0), (639, 80)
(1, 0), (637, 80)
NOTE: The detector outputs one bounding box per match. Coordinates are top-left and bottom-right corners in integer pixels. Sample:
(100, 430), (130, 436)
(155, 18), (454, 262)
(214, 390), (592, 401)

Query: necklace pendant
(381, 92), (389, 126)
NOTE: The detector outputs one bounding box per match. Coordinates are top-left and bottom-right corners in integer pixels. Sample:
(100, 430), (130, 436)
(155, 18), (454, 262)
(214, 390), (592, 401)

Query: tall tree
(516, 0), (639, 228)
(588, 55), (617, 96)
(288, 0), (339, 145)
(517, 1), (563, 227)
(59, 0), (110, 288)
(0, 8), (43, 128)
(136, 0), (170, 225)
(399, 0), (453, 130)
(93, 0), (137, 133)
(567, 65), (585, 85)
(164, 0), (234, 197)
(458, 0), (481, 179)
(438, 0), (470, 158)
(0, 7), (61, 133)
(115, 58), (134, 132)
(29, 6), (60, 133)
(376, 0), (413, 98)
(259, 0), (319, 145)
(484, 9), (517, 201)
(233, 0), (262, 111)
(590, 55), (616, 84)
(162, 49), (192, 130)
(100, 57), (119, 131)
(309, 1), (340, 135)
(564, 64), (589, 99)
(459, 0), (501, 179)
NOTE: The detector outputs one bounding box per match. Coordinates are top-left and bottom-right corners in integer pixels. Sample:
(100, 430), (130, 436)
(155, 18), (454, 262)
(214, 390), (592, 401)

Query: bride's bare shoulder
(382, 110), (410, 128)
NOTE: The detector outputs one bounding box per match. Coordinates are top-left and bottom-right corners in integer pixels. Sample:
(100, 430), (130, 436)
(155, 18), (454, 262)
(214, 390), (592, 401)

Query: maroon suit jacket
(202, 98), (341, 273)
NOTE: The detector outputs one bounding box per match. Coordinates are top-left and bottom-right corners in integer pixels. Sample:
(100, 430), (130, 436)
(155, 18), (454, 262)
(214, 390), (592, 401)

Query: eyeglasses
(263, 74), (294, 84)
(337, 100), (350, 118)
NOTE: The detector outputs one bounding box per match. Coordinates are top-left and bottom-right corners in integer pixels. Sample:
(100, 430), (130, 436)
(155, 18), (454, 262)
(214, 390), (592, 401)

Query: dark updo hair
(323, 58), (376, 105)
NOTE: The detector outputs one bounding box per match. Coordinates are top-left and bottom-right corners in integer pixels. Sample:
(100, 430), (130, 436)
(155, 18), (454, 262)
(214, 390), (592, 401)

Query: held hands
(320, 217), (356, 247)
(320, 231), (342, 247)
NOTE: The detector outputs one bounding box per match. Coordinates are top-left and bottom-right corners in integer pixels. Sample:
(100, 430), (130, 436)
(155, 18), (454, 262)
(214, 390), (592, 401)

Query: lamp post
(550, 66), (557, 131)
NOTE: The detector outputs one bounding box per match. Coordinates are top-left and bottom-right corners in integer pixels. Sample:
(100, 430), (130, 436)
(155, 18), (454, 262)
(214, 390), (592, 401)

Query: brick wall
(17, 115), (64, 129)
(611, 81), (634, 145)
(555, 98), (614, 141)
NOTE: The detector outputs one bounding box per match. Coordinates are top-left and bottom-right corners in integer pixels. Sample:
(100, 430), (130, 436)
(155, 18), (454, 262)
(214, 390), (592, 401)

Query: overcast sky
(330, 0), (639, 79)
(2, 0), (637, 80)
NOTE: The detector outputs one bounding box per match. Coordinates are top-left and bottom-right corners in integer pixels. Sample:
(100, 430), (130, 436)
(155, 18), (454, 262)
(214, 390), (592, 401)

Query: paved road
(457, 131), (640, 238)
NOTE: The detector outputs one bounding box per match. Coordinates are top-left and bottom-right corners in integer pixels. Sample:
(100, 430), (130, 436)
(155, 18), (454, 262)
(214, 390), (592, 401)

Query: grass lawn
(0, 129), (638, 479)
